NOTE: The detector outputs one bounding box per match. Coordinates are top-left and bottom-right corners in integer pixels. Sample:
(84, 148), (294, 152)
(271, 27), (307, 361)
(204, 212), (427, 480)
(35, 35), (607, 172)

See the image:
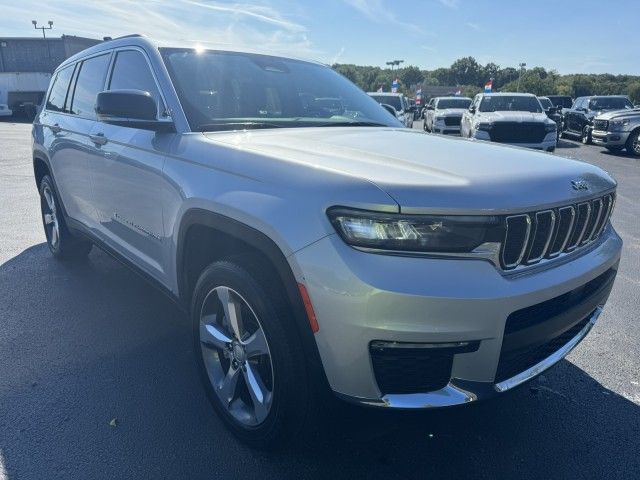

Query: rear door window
(108, 50), (163, 114)
(46, 65), (75, 112)
(70, 53), (111, 119)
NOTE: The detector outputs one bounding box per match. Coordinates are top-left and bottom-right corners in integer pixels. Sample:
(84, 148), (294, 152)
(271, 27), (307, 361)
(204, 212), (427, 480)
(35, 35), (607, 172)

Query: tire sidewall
(39, 175), (63, 257)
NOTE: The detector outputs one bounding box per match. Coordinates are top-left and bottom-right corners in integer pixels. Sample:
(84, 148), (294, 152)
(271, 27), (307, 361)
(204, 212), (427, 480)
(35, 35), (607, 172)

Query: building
(0, 35), (100, 73)
(0, 35), (100, 118)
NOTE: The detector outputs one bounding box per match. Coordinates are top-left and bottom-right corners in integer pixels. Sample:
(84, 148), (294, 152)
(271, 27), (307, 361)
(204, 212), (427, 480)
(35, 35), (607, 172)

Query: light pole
(386, 59), (405, 71)
(516, 62), (526, 92)
(32, 20), (53, 39)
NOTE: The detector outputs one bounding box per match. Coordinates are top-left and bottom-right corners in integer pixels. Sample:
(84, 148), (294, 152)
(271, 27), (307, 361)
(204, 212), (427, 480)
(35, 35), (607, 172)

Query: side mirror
(427, 105), (435, 111)
(469, 106), (476, 114)
(96, 89), (174, 132)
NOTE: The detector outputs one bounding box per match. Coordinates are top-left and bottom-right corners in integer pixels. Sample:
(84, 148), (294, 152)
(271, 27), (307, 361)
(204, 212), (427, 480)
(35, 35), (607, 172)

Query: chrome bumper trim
(494, 305), (603, 392)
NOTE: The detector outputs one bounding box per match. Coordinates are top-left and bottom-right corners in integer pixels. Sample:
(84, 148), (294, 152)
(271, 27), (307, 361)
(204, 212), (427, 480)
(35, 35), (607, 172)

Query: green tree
(400, 66), (424, 88)
(450, 56), (482, 85)
(629, 82), (640, 104)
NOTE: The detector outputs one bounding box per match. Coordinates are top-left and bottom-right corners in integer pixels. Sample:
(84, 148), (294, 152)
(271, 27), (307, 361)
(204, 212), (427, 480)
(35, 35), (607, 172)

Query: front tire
(39, 175), (92, 260)
(192, 259), (313, 449)
(626, 129), (640, 157)
(581, 126), (592, 144)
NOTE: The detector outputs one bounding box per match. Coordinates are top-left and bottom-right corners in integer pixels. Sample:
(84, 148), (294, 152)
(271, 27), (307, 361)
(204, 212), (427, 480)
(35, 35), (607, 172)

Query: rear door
(88, 48), (175, 283)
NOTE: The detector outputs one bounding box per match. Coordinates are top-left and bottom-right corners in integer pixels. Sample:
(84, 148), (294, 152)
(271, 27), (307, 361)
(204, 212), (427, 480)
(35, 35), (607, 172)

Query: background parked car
(461, 93), (557, 151)
(591, 107), (640, 156)
(423, 96), (472, 134)
(367, 92), (414, 128)
(562, 95), (634, 144)
(538, 96), (563, 141)
(546, 95), (573, 110)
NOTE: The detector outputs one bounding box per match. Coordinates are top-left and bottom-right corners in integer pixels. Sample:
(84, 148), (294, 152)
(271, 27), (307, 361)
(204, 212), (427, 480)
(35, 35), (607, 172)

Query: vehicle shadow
(0, 245), (638, 479)
(556, 138), (580, 149)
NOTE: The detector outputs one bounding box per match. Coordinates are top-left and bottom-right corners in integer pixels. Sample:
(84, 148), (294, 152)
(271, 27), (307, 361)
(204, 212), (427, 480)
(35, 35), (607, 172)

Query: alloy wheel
(42, 185), (60, 249)
(199, 286), (274, 426)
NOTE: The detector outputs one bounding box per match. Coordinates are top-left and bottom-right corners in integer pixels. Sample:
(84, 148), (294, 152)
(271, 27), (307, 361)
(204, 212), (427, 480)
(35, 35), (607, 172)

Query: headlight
(545, 123), (557, 133)
(610, 119), (630, 131)
(476, 122), (492, 131)
(434, 116), (444, 122)
(327, 208), (502, 253)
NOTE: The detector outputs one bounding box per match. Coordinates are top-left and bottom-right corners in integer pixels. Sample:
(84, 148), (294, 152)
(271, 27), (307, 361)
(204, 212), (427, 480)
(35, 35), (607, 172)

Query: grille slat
(501, 193), (615, 270)
(444, 116), (461, 126)
(593, 119), (609, 131)
(488, 122), (547, 143)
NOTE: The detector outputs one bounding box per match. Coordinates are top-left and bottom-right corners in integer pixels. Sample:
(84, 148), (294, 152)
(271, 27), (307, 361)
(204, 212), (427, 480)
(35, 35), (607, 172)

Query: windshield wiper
(198, 122), (283, 132)
(314, 121), (388, 127)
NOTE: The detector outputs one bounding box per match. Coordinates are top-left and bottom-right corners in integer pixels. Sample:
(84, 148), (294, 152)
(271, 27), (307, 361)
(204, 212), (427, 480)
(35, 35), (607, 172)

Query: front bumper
(592, 130), (630, 147)
(473, 130), (557, 150)
(433, 118), (462, 135)
(292, 225), (622, 408)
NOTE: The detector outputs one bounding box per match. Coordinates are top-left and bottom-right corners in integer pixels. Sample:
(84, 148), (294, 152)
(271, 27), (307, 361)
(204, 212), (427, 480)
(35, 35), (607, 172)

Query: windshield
(437, 98), (472, 109)
(538, 98), (553, 109)
(548, 96), (573, 108)
(369, 95), (402, 111)
(160, 49), (402, 131)
(479, 95), (543, 113)
(589, 97), (633, 110)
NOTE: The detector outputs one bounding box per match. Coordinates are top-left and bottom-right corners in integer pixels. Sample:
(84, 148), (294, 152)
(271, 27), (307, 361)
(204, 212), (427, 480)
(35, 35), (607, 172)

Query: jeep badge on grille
(571, 180), (589, 191)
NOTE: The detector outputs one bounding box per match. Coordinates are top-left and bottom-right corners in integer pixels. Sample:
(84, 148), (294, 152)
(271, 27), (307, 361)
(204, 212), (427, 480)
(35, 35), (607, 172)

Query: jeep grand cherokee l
(461, 93), (558, 151)
(32, 35), (621, 448)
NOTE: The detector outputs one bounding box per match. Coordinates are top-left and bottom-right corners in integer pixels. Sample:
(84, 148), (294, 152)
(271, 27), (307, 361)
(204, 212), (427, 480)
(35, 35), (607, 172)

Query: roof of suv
(56, 34), (325, 72)
(480, 92), (536, 97)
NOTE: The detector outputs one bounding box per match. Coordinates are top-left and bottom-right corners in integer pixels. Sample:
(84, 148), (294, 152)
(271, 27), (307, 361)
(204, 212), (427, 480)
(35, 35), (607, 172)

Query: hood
(594, 108), (640, 121)
(477, 111), (550, 123)
(204, 127), (615, 214)
(436, 108), (467, 116)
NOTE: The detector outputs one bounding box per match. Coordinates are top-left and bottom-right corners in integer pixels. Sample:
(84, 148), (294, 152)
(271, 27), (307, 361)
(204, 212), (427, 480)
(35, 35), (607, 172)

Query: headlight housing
(610, 119), (630, 131)
(476, 122), (493, 131)
(434, 116), (444, 122)
(327, 208), (502, 253)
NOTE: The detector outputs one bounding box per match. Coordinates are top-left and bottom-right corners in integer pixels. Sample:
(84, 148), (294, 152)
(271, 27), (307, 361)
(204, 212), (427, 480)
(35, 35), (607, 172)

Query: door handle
(49, 123), (62, 134)
(89, 133), (108, 146)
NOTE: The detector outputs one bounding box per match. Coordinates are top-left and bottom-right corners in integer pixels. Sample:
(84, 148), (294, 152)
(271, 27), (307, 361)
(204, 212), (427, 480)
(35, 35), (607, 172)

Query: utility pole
(32, 20), (53, 39)
(516, 62), (526, 92)
(32, 20), (54, 72)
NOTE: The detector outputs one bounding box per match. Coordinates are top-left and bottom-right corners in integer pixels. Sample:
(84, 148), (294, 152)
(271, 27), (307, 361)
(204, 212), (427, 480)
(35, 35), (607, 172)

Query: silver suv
(32, 36), (622, 448)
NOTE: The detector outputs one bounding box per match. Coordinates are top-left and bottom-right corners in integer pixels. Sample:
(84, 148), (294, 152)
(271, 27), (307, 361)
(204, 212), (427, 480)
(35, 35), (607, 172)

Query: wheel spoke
(243, 363), (269, 423)
(217, 363), (240, 406)
(50, 224), (59, 246)
(200, 315), (232, 350)
(217, 287), (244, 340)
(242, 328), (269, 358)
(43, 188), (55, 212)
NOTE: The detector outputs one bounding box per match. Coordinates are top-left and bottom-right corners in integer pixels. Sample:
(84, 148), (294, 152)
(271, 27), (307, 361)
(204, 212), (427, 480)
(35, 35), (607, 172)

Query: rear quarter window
(46, 65), (75, 112)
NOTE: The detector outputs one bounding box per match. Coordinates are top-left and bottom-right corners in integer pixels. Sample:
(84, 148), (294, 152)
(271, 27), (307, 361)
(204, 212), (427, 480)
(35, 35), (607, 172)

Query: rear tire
(39, 175), (92, 260)
(626, 129), (640, 157)
(192, 259), (315, 449)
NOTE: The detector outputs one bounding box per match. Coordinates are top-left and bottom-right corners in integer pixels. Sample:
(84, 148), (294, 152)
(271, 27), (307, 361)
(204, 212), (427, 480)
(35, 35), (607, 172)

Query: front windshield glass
(478, 95), (543, 113)
(589, 97), (633, 110)
(369, 95), (402, 111)
(538, 97), (553, 109)
(160, 48), (402, 131)
(437, 98), (472, 109)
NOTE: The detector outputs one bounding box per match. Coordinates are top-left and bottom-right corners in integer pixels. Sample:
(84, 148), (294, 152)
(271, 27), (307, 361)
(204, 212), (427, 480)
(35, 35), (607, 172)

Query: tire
(581, 126), (592, 144)
(626, 129), (640, 157)
(39, 175), (92, 260)
(192, 259), (314, 449)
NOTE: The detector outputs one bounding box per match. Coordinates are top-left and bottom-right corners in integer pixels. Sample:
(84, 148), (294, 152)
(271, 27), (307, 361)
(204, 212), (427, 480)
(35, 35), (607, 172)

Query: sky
(1, 0), (638, 75)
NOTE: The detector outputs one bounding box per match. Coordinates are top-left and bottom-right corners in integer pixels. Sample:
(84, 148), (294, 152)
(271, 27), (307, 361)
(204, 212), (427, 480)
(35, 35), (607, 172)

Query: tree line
(333, 56), (640, 103)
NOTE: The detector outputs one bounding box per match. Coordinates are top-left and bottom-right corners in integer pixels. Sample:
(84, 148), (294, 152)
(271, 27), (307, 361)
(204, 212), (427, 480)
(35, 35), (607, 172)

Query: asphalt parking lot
(0, 120), (638, 480)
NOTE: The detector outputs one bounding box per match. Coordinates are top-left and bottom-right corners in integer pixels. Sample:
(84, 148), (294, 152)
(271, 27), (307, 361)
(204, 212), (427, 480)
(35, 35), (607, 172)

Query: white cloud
(437, 0), (460, 8)
(330, 46), (346, 64)
(465, 22), (481, 31)
(0, 0), (320, 58)
(342, 0), (425, 35)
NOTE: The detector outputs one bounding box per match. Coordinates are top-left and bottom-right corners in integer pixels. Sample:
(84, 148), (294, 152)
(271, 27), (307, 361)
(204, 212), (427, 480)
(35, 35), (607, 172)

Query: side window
(108, 50), (163, 115)
(46, 65), (75, 112)
(573, 98), (584, 110)
(70, 54), (111, 119)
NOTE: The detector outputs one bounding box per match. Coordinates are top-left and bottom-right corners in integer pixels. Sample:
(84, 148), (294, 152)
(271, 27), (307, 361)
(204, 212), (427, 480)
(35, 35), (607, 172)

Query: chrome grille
(593, 119), (609, 131)
(501, 193), (615, 270)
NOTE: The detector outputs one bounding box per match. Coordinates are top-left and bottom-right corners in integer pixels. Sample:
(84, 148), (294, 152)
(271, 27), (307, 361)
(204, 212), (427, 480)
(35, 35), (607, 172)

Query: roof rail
(106, 34), (143, 41)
